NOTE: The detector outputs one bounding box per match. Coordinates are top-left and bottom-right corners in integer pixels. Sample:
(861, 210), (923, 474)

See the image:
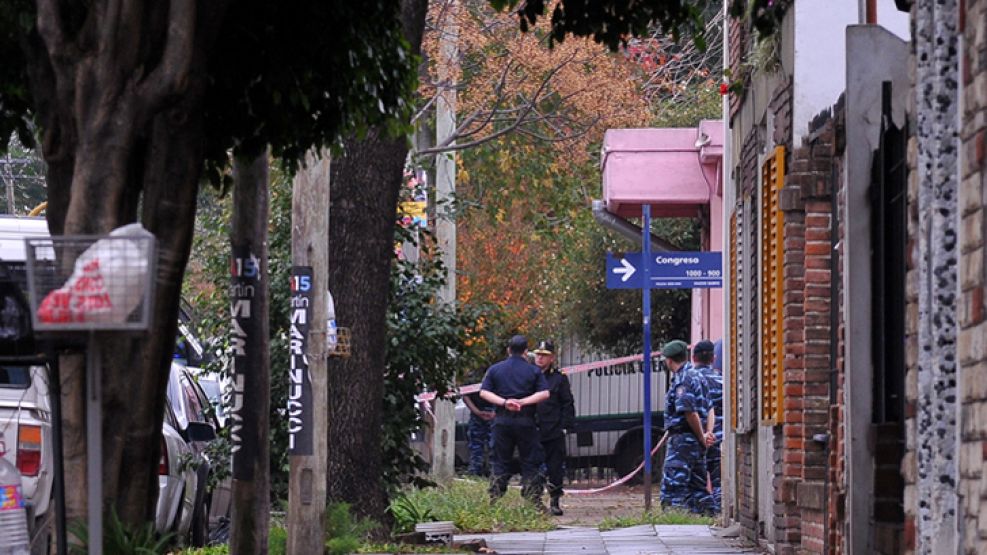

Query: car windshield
(0, 366), (30, 388)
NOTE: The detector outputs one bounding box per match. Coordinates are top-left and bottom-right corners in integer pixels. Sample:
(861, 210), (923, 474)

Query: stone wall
(906, 0), (962, 553)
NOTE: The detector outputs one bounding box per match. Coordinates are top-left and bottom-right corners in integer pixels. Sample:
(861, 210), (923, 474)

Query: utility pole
(431, 0), (459, 478)
(286, 153), (330, 554)
(229, 150), (272, 554)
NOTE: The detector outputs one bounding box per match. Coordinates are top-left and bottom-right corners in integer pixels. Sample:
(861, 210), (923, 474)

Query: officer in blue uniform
(693, 339), (723, 513)
(532, 340), (575, 516)
(659, 339), (715, 515)
(463, 389), (495, 476)
(480, 335), (550, 507)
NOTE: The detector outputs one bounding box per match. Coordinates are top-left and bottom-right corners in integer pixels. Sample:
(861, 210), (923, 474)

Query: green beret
(660, 340), (689, 359)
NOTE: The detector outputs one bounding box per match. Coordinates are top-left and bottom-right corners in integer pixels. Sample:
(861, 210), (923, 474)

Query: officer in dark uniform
(659, 339), (715, 515)
(480, 335), (550, 507)
(462, 389), (495, 476)
(693, 339), (722, 513)
(532, 340), (575, 516)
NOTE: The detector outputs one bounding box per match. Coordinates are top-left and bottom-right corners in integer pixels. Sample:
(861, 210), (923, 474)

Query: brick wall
(776, 106), (845, 555)
(728, 16), (749, 120)
(957, 0), (987, 551)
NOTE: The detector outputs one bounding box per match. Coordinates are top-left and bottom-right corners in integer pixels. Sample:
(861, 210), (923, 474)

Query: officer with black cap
(659, 339), (715, 515)
(480, 335), (550, 508)
(532, 339), (575, 516)
(693, 339), (723, 513)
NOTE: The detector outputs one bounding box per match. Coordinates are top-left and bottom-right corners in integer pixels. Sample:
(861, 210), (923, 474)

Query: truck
(454, 354), (669, 481)
(0, 215), (55, 554)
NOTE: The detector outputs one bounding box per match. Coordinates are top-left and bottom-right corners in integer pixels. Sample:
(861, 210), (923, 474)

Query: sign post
(641, 205), (653, 511)
(604, 237), (723, 512)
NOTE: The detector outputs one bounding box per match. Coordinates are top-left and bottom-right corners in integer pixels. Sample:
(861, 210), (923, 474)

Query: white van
(0, 216), (50, 262)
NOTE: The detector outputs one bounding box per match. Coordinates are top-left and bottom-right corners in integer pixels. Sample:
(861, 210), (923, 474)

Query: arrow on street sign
(606, 251), (723, 290)
(612, 257), (637, 282)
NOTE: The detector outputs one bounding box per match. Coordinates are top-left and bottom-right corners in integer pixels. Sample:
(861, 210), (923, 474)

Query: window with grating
(730, 209), (739, 431)
(759, 146), (785, 425)
(737, 191), (758, 432)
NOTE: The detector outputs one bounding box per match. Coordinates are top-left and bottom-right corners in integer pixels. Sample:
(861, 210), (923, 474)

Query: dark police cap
(532, 340), (555, 355)
(508, 335), (528, 352)
(660, 340), (689, 359)
(693, 340), (715, 354)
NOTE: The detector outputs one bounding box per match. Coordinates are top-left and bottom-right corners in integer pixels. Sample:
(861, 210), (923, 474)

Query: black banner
(229, 246), (262, 480)
(287, 266), (314, 455)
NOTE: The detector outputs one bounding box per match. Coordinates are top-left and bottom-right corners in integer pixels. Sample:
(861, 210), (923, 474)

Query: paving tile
(451, 523), (759, 555)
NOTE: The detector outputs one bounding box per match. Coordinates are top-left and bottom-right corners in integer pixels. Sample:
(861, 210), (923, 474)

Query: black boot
(550, 496), (563, 516)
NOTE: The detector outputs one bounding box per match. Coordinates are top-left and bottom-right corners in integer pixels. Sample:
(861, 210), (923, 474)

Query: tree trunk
(21, 1), (228, 533)
(229, 151), (272, 554)
(326, 0), (429, 524)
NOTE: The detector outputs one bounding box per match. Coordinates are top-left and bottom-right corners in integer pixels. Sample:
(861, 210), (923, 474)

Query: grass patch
(598, 509), (714, 531)
(358, 543), (463, 554)
(392, 478), (554, 534)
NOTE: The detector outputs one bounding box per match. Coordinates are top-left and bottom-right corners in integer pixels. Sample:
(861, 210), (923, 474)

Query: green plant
(268, 524), (288, 555)
(325, 502), (379, 555)
(598, 509), (714, 531)
(358, 543), (462, 554)
(396, 479), (553, 534)
(177, 546), (230, 555)
(389, 494), (437, 533)
(68, 510), (175, 554)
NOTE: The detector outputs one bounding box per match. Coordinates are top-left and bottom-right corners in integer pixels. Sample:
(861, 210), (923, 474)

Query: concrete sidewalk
(456, 524), (760, 554)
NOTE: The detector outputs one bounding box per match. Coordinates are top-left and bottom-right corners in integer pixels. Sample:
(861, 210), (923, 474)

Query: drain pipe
(591, 199), (679, 252)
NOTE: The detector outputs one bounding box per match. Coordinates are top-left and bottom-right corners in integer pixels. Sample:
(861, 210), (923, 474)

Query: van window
(0, 365), (30, 388)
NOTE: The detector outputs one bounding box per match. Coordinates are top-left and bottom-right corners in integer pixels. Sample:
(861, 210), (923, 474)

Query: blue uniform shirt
(696, 365), (723, 435)
(480, 354), (548, 402)
(664, 366), (709, 432)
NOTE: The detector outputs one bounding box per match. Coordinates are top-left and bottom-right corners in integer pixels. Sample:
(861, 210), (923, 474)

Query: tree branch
(35, 0), (68, 59)
(417, 50), (576, 156)
(141, 0), (197, 104)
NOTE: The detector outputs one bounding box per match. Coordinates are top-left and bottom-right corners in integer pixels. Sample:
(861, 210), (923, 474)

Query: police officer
(462, 388), (495, 476)
(532, 340), (574, 516)
(480, 335), (550, 507)
(659, 339), (715, 515)
(693, 339), (723, 513)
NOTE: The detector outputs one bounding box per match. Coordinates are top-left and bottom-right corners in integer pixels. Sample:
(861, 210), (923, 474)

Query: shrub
(394, 479), (553, 534)
(68, 510), (174, 554)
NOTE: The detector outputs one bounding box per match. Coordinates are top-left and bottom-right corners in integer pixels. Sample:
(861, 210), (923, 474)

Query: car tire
(190, 494), (209, 547)
(29, 513), (52, 555)
(189, 464), (211, 547)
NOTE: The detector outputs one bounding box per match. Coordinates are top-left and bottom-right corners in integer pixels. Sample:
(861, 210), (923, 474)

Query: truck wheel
(614, 432), (665, 484)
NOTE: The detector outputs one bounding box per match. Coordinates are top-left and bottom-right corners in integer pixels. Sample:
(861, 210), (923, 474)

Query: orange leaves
(420, 0), (650, 165)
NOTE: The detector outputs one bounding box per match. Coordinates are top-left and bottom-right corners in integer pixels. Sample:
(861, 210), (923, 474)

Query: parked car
(166, 362), (231, 542)
(0, 364), (53, 555)
(0, 216), (229, 547)
(156, 401), (197, 538)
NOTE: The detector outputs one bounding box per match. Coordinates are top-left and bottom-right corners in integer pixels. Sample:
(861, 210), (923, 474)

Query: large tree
(0, 0), (415, 531)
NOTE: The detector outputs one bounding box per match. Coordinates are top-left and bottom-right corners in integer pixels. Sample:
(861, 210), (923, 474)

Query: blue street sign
(606, 251), (723, 289)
